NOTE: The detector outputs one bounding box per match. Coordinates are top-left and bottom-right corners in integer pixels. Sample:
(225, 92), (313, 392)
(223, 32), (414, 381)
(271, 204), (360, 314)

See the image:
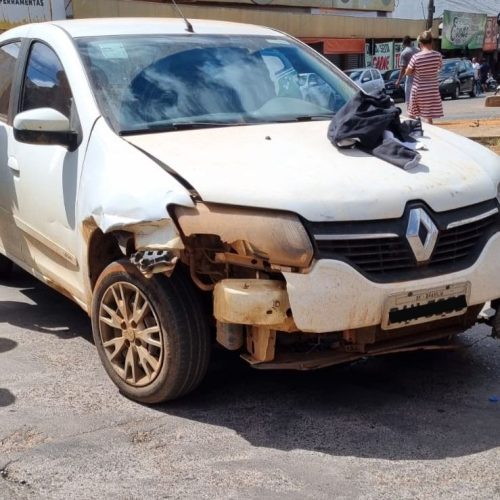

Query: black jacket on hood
(327, 90), (422, 170)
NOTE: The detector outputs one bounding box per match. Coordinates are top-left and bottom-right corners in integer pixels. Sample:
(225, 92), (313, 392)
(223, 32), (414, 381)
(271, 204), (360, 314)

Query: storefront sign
(0, 0), (68, 29)
(483, 17), (498, 52)
(372, 41), (394, 71)
(394, 42), (402, 69)
(442, 10), (487, 50)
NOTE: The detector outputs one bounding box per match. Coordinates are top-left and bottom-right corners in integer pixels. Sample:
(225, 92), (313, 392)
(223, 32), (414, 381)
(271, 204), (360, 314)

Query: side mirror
(13, 108), (78, 151)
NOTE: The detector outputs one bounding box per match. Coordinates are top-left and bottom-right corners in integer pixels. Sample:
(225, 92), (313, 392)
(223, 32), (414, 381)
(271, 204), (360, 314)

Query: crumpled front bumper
(283, 233), (500, 333)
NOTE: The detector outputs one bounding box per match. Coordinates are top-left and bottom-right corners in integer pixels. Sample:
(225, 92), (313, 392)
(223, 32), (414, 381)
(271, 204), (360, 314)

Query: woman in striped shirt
(405, 30), (443, 124)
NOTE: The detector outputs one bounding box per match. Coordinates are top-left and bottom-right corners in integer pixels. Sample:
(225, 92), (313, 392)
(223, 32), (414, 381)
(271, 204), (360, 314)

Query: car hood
(125, 121), (500, 222)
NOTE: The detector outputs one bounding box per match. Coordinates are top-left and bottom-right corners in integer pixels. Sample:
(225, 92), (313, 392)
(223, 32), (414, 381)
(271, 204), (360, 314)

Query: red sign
(372, 42), (394, 70)
(372, 55), (390, 70)
(483, 17), (498, 52)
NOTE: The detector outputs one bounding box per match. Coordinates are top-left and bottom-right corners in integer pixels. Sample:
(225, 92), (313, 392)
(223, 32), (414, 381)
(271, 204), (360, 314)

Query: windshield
(383, 70), (400, 81)
(77, 35), (355, 134)
(440, 62), (457, 76)
(345, 70), (362, 81)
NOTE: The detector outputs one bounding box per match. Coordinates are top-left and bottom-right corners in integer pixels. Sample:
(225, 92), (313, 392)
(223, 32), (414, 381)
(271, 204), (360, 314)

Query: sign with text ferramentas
(442, 10), (487, 50)
(0, 0), (68, 29)
(372, 42), (394, 71)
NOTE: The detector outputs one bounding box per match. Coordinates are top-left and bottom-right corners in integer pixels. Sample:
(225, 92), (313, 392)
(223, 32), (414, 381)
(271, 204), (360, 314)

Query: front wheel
(91, 260), (211, 403)
(452, 85), (460, 100)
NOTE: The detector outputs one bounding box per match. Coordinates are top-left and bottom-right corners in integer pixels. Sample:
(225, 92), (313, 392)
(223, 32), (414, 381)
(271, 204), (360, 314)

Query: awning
(301, 38), (365, 55)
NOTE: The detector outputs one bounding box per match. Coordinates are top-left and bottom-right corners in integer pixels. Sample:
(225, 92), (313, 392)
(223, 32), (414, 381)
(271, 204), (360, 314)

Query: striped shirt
(407, 50), (443, 119)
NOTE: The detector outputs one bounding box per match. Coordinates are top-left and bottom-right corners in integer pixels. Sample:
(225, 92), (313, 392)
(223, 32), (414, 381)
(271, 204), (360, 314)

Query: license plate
(381, 282), (470, 330)
(386, 89), (394, 95)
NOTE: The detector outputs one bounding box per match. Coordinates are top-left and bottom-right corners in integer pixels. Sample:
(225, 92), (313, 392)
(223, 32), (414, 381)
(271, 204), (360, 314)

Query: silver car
(345, 67), (385, 94)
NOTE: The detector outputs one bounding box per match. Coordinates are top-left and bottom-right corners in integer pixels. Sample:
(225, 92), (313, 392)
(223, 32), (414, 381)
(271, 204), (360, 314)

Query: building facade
(72, 0), (431, 69)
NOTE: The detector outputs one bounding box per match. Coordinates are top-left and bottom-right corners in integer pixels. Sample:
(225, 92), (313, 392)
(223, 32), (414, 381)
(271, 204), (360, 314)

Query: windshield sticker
(98, 42), (128, 60)
(266, 39), (290, 45)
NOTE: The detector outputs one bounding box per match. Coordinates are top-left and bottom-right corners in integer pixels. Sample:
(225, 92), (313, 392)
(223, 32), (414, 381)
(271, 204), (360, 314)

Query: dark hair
(418, 30), (433, 45)
(402, 36), (412, 46)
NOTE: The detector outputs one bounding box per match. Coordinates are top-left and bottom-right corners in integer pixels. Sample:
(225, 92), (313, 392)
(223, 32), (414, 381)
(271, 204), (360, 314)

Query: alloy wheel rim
(99, 281), (163, 387)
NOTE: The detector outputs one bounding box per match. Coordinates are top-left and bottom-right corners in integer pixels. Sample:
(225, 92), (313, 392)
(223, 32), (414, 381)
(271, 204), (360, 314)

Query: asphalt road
(1, 264), (500, 499)
(399, 91), (500, 122)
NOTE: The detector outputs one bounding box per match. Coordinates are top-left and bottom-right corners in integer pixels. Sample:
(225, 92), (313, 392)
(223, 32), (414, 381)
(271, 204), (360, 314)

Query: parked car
(382, 69), (405, 101)
(1, 19), (500, 404)
(345, 67), (385, 94)
(298, 72), (339, 110)
(439, 58), (475, 99)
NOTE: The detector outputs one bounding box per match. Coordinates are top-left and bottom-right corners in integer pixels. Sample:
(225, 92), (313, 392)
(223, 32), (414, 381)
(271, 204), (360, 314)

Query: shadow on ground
(161, 341), (500, 461)
(0, 388), (15, 407)
(3, 268), (500, 460)
(0, 268), (91, 342)
(0, 338), (17, 407)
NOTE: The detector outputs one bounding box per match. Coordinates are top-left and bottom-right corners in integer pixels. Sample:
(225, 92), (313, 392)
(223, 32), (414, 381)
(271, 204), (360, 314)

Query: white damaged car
(1, 18), (500, 403)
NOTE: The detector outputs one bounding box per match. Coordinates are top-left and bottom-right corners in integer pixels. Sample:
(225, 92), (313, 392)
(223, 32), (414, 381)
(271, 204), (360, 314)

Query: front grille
(307, 201), (500, 283)
(430, 216), (494, 266)
(316, 236), (412, 274)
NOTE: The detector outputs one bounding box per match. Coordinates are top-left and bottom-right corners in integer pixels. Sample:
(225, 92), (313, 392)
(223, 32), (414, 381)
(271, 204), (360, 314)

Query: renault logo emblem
(406, 208), (438, 262)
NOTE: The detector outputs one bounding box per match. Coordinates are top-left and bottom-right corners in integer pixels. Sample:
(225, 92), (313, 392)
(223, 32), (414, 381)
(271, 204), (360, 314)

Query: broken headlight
(174, 203), (313, 268)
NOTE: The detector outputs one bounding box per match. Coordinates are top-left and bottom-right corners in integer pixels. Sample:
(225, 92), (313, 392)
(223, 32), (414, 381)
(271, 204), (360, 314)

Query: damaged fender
(80, 118), (193, 232)
(78, 118), (195, 283)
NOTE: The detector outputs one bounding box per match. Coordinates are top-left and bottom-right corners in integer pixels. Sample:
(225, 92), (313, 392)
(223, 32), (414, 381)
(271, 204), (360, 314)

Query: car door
(457, 61), (469, 92)
(371, 70), (384, 93)
(360, 70), (372, 92)
(0, 41), (25, 263)
(465, 61), (474, 92)
(10, 41), (82, 293)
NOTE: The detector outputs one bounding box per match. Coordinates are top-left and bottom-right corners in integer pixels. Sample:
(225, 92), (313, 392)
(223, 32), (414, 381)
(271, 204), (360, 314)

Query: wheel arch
(87, 226), (127, 292)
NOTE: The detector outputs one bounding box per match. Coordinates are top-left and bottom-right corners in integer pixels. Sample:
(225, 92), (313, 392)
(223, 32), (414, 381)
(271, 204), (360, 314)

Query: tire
(91, 260), (211, 403)
(451, 85), (460, 100)
(469, 85), (476, 98)
(0, 254), (13, 280)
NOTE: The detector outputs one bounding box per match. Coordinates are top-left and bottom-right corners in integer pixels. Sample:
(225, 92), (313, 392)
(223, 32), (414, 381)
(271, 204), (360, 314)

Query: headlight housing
(174, 203), (313, 268)
(443, 78), (454, 84)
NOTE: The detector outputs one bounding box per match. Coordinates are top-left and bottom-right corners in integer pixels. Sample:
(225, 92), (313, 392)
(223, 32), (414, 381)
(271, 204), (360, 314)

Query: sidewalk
(437, 118), (500, 153)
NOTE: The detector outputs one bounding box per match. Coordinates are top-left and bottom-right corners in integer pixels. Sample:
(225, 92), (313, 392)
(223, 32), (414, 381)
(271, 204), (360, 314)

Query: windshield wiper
(294, 114), (334, 121)
(267, 114), (334, 124)
(119, 121), (248, 136)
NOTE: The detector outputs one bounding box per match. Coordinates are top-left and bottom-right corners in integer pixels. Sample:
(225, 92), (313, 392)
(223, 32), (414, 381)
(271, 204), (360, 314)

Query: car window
(77, 35), (356, 133)
(362, 70), (372, 82)
(371, 70), (381, 80)
(458, 62), (465, 73)
(0, 42), (21, 120)
(440, 61), (456, 76)
(346, 71), (361, 81)
(20, 42), (73, 118)
(383, 70), (399, 82)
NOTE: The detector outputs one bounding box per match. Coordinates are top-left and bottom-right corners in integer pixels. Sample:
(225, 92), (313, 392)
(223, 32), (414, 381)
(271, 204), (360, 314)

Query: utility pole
(426, 0), (435, 30)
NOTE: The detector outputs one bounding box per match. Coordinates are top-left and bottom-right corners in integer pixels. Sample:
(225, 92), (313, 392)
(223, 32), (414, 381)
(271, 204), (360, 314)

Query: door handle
(7, 156), (19, 173)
